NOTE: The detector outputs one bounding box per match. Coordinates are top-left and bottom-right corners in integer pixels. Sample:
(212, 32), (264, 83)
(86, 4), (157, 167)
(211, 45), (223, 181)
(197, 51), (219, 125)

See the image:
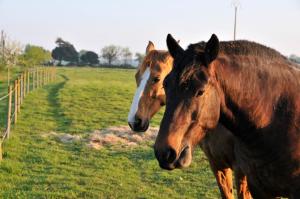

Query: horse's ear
(167, 34), (184, 58)
(146, 41), (155, 54)
(204, 34), (219, 64)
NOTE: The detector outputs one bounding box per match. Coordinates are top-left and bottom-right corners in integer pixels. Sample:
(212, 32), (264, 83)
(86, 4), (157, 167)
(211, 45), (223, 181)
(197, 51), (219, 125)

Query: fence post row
(1, 67), (56, 159)
(14, 80), (18, 124)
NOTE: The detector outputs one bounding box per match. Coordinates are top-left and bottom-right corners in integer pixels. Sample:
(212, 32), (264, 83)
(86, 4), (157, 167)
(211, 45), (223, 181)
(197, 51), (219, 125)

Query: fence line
(0, 67), (56, 160)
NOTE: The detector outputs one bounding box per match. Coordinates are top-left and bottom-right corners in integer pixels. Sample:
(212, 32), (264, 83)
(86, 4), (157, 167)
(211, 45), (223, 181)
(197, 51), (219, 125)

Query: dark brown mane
(188, 40), (288, 61)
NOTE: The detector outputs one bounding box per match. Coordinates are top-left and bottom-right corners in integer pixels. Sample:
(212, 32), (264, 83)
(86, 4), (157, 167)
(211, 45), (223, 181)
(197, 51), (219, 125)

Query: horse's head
(154, 34), (221, 170)
(128, 41), (173, 132)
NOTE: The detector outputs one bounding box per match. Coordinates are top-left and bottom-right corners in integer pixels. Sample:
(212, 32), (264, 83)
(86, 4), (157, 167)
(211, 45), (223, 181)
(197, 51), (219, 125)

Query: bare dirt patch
(86, 126), (158, 149)
(42, 126), (158, 150)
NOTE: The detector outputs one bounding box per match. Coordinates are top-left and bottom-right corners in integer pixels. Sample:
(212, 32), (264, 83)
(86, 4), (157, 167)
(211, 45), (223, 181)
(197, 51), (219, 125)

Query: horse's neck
(214, 57), (299, 144)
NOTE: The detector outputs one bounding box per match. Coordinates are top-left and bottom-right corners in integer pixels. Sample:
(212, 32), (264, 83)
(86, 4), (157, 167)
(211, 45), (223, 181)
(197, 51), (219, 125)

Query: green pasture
(0, 67), (220, 198)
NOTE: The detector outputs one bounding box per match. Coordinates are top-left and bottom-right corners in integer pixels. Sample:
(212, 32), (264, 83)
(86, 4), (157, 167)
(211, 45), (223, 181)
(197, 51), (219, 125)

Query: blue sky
(1, 0), (299, 56)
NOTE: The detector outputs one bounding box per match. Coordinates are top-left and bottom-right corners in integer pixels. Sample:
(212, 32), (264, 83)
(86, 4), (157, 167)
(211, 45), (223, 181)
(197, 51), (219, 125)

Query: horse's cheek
(199, 88), (220, 129)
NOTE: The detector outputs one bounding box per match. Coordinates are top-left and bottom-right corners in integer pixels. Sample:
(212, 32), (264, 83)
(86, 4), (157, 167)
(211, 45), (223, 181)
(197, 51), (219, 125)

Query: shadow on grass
(46, 74), (72, 132)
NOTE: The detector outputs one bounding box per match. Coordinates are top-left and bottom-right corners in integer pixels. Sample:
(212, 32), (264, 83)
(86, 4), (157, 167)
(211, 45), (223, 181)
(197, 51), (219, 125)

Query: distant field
(0, 67), (220, 198)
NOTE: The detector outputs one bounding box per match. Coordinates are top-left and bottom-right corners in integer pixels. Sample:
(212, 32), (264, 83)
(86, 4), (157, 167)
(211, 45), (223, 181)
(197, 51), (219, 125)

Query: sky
(0, 0), (299, 56)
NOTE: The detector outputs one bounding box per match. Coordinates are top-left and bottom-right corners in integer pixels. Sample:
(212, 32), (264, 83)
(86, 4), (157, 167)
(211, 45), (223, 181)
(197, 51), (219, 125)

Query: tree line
(51, 38), (144, 67)
(0, 32), (145, 71)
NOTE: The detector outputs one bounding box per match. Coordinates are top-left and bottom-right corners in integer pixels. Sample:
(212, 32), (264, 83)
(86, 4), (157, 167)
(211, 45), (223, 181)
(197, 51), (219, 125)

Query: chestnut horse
(128, 41), (251, 199)
(155, 33), (300, 198)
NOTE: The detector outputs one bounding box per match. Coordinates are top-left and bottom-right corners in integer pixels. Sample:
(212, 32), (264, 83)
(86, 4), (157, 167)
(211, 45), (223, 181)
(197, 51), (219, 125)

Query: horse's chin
(154, 142), (195, 171)
(159, 146), (193, 170)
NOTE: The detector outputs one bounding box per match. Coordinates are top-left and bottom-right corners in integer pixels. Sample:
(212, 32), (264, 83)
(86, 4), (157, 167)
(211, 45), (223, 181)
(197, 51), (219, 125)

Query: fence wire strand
(0, 100), (17, 143)
(0, 87), (16, 101)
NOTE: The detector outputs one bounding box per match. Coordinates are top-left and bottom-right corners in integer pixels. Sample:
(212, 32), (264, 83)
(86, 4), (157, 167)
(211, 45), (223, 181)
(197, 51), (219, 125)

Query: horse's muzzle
(128, 117), (149, 132)
(154, 145), (192, 170)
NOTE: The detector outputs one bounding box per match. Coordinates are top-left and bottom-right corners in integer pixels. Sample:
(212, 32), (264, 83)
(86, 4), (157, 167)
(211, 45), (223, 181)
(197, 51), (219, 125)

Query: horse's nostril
(135, 117), (142, 125)
(166, 147), (177, 164)
(179, 146), (189, 159)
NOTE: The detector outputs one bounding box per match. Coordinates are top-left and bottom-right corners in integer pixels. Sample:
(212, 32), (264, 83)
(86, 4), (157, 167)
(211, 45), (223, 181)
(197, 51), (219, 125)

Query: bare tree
(101, 45), (121, 65)
(121, 47), (132, 65)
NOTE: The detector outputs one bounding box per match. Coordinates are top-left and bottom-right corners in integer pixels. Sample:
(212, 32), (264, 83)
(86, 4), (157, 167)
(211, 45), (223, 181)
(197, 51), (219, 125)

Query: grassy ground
(0, 67), (220, 198)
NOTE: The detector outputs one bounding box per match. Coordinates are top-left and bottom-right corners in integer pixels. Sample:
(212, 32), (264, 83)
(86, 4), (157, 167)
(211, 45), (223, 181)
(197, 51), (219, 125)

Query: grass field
(0, 67), (220, 198)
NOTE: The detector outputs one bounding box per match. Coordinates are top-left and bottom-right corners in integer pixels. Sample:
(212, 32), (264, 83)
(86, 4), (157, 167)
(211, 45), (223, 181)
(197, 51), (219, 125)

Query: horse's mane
(188, 40), (288, 61)
(145, 50), (170, 63)
(138, 50), (171, 74)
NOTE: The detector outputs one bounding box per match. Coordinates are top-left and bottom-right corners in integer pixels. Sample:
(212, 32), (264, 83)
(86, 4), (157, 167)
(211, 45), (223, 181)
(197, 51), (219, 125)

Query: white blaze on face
(128, 68), (151, 123)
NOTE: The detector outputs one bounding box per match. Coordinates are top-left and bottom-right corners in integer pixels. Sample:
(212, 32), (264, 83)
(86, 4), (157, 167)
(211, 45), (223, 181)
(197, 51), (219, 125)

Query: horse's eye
(196, 90), (204, 96)
(152, 77), (160, 84)
(181, 82), (189, 91)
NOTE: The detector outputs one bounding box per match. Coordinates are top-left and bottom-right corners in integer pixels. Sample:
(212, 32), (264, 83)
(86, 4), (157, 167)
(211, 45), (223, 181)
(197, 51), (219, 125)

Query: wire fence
(0, 67), (56, 160)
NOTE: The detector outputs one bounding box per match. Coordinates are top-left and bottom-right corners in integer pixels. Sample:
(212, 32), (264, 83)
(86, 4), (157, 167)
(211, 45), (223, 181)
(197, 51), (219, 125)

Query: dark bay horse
(155, 33), (300, 198)
(128, 41), (251, 199)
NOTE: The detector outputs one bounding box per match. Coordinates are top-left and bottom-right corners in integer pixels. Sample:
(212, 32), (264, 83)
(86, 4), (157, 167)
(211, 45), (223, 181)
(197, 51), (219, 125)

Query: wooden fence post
(14, 80), (18, 123)
(51, 68), (53, 82)
(32, 70), (35, 90)
(17, 78), (21, 113)
(36, 69), (38, 89)
(27, 70), (30, 93)
(24, 71), (27, 97)
(31, 69), (35, 90)
(20, 74), (23, 105)
(23, 72), (26, 97)
(53, 67), (55, 81)
(7, 85), (12, 139)
(38, 68), (40, 88)
(46, 68), (48, 84)
(42, 68), (45, 86)
(40, 69), (42, 86)
(42, 68), (44, 86)
(52, 68), (54, 82)
(43, 68), (46, 86)
(35, 69), (37, 89)
(47, 68), (50, 83)
(40, 68), (42, 86)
